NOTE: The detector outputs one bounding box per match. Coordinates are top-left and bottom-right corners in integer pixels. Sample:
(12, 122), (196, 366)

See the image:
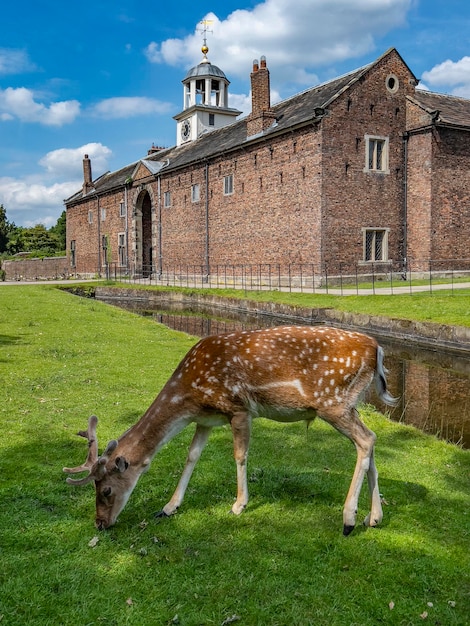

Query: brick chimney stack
(247, 56), (276, 137)
(82, 154), (93, 195)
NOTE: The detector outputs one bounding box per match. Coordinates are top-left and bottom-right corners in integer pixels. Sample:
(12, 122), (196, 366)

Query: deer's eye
(102, 487), (112, 497)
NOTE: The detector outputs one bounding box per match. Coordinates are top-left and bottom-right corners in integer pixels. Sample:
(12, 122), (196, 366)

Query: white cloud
(1, 143), (112, 227)
(421, 57), (470, 97)
(39, 143), (112, 179)
(145, 0), (412, 86)
(0, 48), (36, 75)
(89, 96), (172, 119)
(0, 177), (79, 227)
(0, 86), (80, 126)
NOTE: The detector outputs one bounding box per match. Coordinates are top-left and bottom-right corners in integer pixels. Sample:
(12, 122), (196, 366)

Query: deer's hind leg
(325, 406), (382, 536)
(230, 411), (252, 515)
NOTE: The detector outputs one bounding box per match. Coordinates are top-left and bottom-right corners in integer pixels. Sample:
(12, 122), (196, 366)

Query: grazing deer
(64, 325), (396, 535)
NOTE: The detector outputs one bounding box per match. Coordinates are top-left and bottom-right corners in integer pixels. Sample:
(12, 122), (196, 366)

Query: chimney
(247, 56), (276, 137)
(82, 154), (93, 195)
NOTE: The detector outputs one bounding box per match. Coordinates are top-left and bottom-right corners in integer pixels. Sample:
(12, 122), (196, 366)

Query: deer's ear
(115, 456), (129, 473)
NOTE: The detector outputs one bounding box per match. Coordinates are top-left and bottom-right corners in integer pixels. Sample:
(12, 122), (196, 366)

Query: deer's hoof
(154, 509), (170, 518)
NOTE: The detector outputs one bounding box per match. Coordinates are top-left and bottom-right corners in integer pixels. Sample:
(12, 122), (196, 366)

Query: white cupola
(174, 38), (241, 146)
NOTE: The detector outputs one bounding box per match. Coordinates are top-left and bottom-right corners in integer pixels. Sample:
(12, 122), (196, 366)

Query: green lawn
(1, 286), (469, 625)
(101, 281), (470, 327)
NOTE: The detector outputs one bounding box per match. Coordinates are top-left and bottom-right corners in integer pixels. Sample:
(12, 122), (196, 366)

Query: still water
(108, 298), (470, 448)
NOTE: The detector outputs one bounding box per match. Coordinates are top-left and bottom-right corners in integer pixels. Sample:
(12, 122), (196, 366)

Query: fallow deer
(64, 325), (396, 535)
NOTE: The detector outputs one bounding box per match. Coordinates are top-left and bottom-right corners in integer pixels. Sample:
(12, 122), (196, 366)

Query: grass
(1, 285), (469, 625)
(100, 281), (470, 327)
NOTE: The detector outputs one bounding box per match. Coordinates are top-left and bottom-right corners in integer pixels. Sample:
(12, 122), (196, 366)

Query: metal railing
(103, 258), (470, 295)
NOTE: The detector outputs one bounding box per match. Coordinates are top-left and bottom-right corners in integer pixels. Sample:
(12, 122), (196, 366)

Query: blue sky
(1, 0), (469, 227)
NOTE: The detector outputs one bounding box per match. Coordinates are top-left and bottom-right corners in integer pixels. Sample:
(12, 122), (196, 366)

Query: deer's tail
(375, 345), (399, 407)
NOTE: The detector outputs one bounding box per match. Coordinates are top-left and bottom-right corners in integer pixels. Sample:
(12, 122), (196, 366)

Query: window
(101, 235), (109, 264)
(365, 135), (389, 173)
(88, 210), (93, 224)
(223, 174), (234, 196)
(101, 207), (106, 221)
(164, 191), (171, 208)
(385, 73), (399, 94)
(70, 240), (76, 268)
(209, 113), (215, 126)
(191, 184), (200, 203)
(119, 200), (126, 217)
(118, 233), (126, 267)
(363, 228), (389, 262)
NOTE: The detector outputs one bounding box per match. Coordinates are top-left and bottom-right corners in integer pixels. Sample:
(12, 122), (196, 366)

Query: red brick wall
(3, 257), (69, 280)
(430, 127), (470, 261)
(406, 130), (433, 265)
(67, 190), (129, 275)
(65, 50), (469, 278)
(149, 126), (324, 270)
(320, 50), (414, 271)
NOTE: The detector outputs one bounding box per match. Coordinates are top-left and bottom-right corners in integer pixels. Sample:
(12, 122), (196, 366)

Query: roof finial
(198, 18), (213, 63)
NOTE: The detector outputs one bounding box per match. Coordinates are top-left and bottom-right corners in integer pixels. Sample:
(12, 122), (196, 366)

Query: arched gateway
(134, 189), (152, 277)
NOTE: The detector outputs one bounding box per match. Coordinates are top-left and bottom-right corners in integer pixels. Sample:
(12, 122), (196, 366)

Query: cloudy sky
(1, 0), (469, 227)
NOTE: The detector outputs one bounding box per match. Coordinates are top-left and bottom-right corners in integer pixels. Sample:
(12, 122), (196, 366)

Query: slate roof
(410, 90), (470, 128)
(66, 62), (372, 206)
(65, 49), (469, 206)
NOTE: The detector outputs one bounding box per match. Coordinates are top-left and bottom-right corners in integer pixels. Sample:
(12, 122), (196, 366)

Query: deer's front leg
(230, 411), (252, 515)
(157, 424), (211, 517)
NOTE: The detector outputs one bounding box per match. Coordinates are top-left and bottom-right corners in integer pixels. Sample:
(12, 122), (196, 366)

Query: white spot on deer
(323, 355), (329, 361)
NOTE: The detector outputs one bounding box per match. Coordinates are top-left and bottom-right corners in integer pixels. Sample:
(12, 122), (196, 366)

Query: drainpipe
(402, 133), (409, 278)
(96, 195), (101, 277)
(204, 161), (210, 279)
(124, 184), (129, 272)
(157, 175), (163, 277)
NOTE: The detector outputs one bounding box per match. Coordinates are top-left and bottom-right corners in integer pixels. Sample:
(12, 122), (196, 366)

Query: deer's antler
(63, 416), (117, 486)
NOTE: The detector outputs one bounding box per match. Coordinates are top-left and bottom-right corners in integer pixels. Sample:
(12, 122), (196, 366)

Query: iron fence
(103, 258), (470, 295)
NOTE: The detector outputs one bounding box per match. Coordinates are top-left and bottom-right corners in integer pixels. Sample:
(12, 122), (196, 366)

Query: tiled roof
(66, 50), (466, 205)
(65, 62), (374, 205)
(410, 90), (470, 128)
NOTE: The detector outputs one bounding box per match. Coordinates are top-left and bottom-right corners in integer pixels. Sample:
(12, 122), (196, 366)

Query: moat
(99, 294), (470, 448)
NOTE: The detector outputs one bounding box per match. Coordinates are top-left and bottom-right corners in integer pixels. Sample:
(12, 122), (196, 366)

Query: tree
(0, 204), (15, 253)
(0, 206), (66, 257)
(49, 210), (66, 250)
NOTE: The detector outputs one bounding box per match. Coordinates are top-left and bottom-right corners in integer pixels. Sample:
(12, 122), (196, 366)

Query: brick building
(65, 47), (470, 280)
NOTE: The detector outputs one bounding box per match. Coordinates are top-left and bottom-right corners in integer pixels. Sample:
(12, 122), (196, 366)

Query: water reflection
(111, 299), (470, 448)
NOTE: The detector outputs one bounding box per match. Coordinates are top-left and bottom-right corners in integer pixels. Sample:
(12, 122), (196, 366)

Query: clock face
(181, 119), (191, 141)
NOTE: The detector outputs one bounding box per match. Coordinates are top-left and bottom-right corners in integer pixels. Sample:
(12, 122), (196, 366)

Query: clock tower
(174, 33), (241, 146)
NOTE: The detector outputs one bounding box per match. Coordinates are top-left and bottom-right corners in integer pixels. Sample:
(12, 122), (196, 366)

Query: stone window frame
(70, 240), (76, 268)
(117, 232), (126, 267)
(119, 200), (126, 217)
(223, 174), (234, 196)
(191, 183), (200, 203)
(364, 135), (389, 174)
(362, 227), (390, 262)
(88, 210), (93, 224)
(164, 191), (171, 208)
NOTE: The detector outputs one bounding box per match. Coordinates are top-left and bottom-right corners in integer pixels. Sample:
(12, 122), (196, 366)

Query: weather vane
(197, 19), (213, 59)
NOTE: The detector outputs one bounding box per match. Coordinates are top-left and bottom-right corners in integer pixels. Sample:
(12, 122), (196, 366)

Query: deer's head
(63, 416), (143, 529)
